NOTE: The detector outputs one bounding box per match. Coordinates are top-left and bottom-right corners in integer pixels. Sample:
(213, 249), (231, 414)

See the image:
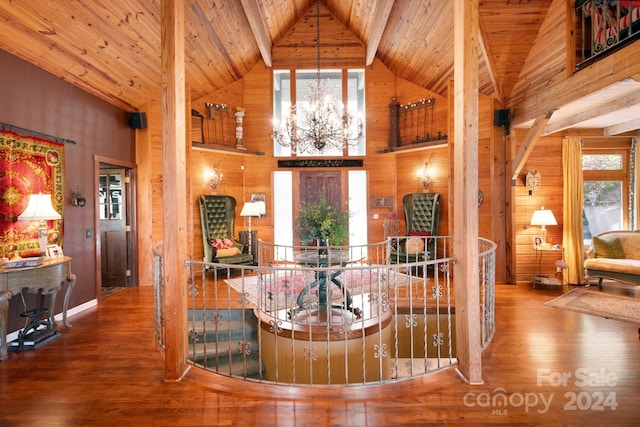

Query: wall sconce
(208, 167), (223, 189)
(18, 193), (62, 255)
(418, 162), (431, 187)
(71, 190), (86, 207)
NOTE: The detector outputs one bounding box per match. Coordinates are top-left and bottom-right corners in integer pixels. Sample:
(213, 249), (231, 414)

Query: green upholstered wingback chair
(199, 195), (253, 266)
(390, 192), (441, 265)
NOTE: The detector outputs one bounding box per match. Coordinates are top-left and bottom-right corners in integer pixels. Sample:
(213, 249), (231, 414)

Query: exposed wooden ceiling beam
(511, 43), (640, 127)
(541, 90), (640, 136)
(511, 111), (554, 183)
(365, 0), (395, 66)
(478, 18), (502, 105)
(239, 0), (272, 67)
(605, 116), (640, 135)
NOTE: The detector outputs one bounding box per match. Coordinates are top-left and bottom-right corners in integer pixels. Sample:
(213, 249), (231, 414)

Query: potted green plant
(294, 193), (350, 246)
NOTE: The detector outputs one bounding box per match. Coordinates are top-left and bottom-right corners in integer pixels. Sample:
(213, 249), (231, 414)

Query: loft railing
(153, 244), (165, 349)
(576, 0), (640, 69)
(153, 236), (496, 386)
(383, 97), (448, 153)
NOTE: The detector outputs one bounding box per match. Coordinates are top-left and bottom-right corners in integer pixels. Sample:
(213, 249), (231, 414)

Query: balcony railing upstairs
(153, 236), (496, 386)
(576, 0), (640, 70)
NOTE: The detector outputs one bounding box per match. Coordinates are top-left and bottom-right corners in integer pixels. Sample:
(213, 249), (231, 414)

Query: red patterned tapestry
(0, 130), (65, 258)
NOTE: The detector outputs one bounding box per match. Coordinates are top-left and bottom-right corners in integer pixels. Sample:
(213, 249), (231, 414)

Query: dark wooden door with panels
(99, 168), (130, 288)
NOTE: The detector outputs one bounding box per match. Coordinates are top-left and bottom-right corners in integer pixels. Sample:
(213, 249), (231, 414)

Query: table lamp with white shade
(530, 206), (557, 246)
(18, 193), (61, 256)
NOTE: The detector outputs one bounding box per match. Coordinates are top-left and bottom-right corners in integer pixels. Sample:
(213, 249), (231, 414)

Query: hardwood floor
(1, 283), (639, 426)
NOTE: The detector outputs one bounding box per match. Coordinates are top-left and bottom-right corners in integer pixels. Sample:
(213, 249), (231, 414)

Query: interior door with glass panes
(99, 168), (128, 287)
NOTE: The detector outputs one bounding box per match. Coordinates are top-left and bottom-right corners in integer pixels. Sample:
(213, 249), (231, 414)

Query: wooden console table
(0, 256), (76, 361)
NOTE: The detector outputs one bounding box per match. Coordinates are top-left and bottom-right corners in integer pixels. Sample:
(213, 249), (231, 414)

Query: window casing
(582, 144), (631, 243)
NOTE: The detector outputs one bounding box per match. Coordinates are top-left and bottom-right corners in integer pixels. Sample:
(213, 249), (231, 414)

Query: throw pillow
(593, 236), (625, 259)
(211, 237), (234, 250)
(215, 247), (241, 257)
(405, 236), (425, 254)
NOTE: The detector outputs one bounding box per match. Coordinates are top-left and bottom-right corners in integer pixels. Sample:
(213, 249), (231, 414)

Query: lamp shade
(530, 207), (557, 226)
(240, 202), (264, 217)
(254, 200), (266, 216)
(18, 193), (61, 221)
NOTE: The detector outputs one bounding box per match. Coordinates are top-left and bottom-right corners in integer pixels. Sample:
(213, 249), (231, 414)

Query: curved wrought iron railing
(153, 236), (496, 386)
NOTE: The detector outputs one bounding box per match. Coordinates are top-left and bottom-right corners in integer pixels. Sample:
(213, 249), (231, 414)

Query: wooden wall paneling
(448, 80), (455, 239)
(384, 70), (451, 239)
(366, 156), (395, 243)
(506, 0), (567, 105)
(395, 147), (449, 238)
(363, 60), (397, 242)
(186, 89), (194, 261)
(482, 95), (507, 283)
(478, 95), (493, 242)
(491, 128), (508, 283)
(135, 101), (156, 287)
(238, 60), (275, 245)
(505, 125), (518, 284)
(271, 3), (365, 69)
(190, 151), (247, 261)
(393, 75), (449, 146)
(364, 59), (396, 154)
(240, 155), (275, 244)
(513, 134), (564, 284)
(192, 79), (244, 147)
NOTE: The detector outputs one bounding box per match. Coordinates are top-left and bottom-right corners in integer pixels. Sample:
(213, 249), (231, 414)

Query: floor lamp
(240, 201), (265, 260)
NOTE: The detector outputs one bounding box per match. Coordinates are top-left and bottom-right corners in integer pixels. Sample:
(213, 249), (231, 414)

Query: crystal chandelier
(271, 0), (363, 154)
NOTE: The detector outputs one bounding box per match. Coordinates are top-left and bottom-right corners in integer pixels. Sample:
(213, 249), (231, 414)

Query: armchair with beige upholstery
(199, 195), (253, 267)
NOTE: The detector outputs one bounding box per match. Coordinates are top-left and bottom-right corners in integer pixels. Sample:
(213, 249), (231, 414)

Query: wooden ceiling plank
(512, 40), (640, 127)
(239, 0), (273, 67)
(365, 0), (395, 66)
(191, 2), (242, 81)
(477, 18), (502, 104)
(56, 1), (162, 81)
(0, 15), (142, 110)
(11, 0), (163, 107)
(542, 90), (640, 136)
(604, 116), (640, 136)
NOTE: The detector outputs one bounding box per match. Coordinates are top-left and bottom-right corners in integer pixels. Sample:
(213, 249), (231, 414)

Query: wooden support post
(161, 0), (189, 381)
(453, 0), (483, 384)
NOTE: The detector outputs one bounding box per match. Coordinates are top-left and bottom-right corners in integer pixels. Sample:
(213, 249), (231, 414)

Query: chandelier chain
(271, 0), (363, 154)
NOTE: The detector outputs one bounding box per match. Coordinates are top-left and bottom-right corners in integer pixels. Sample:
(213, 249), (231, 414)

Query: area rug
(545, 288), (640, 324)
(225, 269), (415, 311)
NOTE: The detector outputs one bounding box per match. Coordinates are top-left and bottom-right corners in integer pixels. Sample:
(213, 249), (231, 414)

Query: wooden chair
(199, 195), (253, 267)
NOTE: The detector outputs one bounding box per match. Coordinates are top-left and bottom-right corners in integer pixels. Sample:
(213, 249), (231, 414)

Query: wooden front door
(99, 168), (128, 287)
(299, 171), (342, 209)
